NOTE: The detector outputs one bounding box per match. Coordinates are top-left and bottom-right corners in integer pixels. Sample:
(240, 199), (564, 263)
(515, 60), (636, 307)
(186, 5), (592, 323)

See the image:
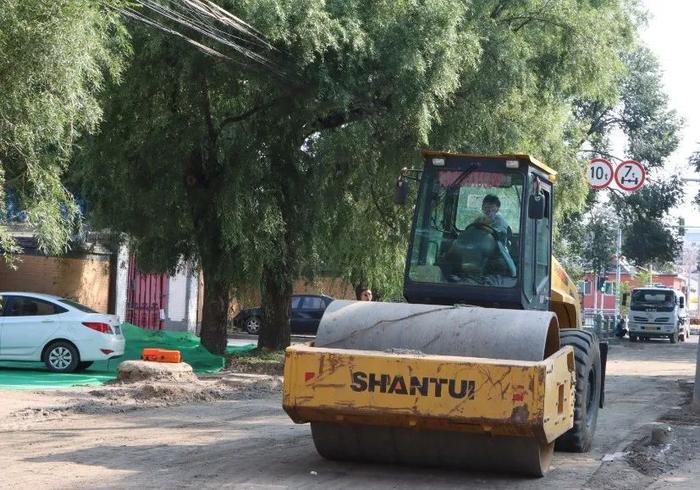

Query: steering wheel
(463, 222), (499, 242)
(452, 222), (516, 278)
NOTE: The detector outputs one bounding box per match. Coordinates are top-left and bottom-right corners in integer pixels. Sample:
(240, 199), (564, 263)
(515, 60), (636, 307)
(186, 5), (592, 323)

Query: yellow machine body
(283, 343), (576, 444)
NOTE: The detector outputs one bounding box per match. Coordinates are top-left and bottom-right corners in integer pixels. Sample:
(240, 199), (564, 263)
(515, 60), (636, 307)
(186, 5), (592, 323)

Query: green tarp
(0, 323), (255, 390)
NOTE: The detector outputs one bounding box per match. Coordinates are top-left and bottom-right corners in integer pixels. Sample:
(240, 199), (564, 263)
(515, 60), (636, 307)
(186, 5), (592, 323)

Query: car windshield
(631, 290), (674, 307)
(408, 168), (523, 287)
(59, 298), (98, 313)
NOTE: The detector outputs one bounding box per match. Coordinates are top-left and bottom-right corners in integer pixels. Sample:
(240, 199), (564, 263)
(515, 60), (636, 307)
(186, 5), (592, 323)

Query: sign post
(586, 157), (646, 325)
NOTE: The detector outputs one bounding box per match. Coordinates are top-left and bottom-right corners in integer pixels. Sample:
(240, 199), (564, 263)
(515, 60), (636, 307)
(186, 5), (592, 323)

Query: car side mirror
(622, 293), (628, 307)
(528, 194), (545, 220)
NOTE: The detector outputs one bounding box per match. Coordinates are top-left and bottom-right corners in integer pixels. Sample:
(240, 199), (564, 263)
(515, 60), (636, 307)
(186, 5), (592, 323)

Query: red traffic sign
(614, 160), (645, 192)
(587, 158), (614, 189)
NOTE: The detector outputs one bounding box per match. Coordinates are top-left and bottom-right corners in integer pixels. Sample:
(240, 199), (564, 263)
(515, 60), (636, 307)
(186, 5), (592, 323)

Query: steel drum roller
(310, 300), (561, 476)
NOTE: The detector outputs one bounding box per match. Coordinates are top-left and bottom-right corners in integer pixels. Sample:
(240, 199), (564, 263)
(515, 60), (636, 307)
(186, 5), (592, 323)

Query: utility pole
(615, 226), (622, 317)
(694, 264), (700, 412)
(593, 273), (598, 314)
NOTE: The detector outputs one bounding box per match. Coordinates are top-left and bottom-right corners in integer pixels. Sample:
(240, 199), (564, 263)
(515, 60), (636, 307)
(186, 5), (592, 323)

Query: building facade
(579, 271), (687, 314)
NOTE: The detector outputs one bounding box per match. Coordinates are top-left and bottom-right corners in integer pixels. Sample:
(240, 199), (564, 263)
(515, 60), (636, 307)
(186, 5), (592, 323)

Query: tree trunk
(259, 260), (292, 350)
(199, 269), (232, 355)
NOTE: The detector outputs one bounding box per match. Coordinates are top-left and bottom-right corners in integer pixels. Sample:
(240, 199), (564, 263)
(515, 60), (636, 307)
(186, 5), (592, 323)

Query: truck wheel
(669, 331), (678, 344)
(556, 329), (602, 453)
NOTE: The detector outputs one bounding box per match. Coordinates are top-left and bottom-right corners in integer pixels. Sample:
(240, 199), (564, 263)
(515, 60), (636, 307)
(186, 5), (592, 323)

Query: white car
(0, 292), (125, 373)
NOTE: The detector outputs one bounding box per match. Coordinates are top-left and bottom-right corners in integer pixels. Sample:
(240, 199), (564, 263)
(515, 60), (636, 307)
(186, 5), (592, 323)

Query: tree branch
(499, 14), (573, 34)
(302, 96), (391, 140)
(577, 106), (615, 147)
(369, 178), (400, 235)
(200, 72), (217, 147)
(217, 96), (286, 133)
(490, 0), (510, 19)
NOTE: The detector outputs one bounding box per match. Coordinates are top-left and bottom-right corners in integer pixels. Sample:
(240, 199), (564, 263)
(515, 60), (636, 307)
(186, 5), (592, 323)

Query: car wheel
(75, 361), (94, 372)
(669, 331), (678, 344)
(44, 341), (80, 373)
(629, 335), (637, 342)
(245, 316), (262, 335)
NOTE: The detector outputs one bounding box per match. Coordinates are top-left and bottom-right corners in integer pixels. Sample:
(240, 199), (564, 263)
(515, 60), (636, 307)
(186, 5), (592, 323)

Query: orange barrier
(141, 348), (182, 363)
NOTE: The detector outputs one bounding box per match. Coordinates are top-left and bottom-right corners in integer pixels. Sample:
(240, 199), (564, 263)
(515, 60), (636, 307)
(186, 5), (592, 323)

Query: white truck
(626, 286), (689, 343)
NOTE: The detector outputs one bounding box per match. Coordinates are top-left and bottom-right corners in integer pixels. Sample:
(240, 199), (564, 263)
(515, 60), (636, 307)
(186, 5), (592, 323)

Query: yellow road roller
(283, 151), (607, 476)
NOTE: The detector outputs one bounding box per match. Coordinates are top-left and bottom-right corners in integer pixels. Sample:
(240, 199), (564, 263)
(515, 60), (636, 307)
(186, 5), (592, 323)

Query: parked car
(0, 292), (125, 373)
(234, 294), (334, 335)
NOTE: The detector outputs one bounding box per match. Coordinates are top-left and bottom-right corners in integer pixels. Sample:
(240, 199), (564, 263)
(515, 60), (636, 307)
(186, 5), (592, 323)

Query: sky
(640, 1), (700, 228)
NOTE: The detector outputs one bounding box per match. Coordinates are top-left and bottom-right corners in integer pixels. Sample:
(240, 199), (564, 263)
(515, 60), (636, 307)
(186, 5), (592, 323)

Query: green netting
(0, 323), (256, 390)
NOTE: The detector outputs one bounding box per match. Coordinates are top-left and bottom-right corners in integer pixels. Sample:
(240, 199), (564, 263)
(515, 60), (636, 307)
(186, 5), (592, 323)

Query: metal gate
(126, 255), (169, 330)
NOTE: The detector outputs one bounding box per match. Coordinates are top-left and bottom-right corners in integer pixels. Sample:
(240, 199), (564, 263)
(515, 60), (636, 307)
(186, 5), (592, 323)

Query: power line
(119, 0), (300, 84)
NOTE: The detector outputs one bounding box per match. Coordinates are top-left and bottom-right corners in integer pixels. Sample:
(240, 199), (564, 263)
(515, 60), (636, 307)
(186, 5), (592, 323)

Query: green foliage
(634, 269), (652, 287)
(622, 218), (681, 266)
(0, 0), (129, 255)
(620, 48), (682, 167)
(582, 210), (618, 276)
(560, 44), (684, 269)
(690, 151), (700, 208)
(78, 0), (655, 350)
(609, 177), (683, 266)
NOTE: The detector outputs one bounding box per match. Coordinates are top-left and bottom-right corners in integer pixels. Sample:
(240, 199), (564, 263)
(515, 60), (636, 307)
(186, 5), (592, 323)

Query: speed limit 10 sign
(587, 158), (614, 189)
(615, 160), (646, 192)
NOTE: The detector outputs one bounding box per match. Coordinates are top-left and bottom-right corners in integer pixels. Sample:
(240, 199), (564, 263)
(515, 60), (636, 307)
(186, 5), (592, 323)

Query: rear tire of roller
(556, 329), (601, 453)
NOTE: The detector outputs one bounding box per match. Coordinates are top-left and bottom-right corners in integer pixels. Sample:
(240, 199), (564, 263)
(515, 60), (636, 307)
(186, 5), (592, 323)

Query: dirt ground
(2, 336), (700, 489)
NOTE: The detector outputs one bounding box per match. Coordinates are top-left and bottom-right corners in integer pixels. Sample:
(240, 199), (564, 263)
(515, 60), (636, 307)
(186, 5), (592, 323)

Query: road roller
(283, 151), (607, 476)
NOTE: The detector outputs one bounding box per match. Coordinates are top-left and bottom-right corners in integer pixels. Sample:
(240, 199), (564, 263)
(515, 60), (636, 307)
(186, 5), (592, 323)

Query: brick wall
(229, 276), (355, 318)
(0, 255), (111, 313)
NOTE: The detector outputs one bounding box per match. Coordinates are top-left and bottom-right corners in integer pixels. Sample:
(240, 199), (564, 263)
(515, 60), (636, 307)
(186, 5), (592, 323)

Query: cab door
(522, 174), (553, 311)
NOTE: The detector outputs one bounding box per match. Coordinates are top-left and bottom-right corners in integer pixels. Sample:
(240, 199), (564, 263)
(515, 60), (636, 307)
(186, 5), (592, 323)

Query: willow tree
(0, 0), (128, 256)
(78, 0), (652, 352)
(316, 0), (644, 298)
(568, 46), (683, 268)
(76, 0), (478, 352)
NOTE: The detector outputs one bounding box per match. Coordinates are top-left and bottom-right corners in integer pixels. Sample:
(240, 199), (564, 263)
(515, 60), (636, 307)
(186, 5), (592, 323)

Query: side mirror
(394, 170), (410, 205)
(622, 293), (628, 307)
(680, 297), (685, 308)
(528, 194), (545, 220)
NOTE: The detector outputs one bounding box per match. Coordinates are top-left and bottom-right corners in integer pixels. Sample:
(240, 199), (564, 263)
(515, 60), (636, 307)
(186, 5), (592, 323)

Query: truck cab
(627, 286), (688, 343)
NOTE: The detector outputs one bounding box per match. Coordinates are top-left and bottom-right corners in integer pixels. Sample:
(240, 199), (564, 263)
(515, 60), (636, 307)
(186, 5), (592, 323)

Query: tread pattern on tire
(556, 329), (601, 453)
